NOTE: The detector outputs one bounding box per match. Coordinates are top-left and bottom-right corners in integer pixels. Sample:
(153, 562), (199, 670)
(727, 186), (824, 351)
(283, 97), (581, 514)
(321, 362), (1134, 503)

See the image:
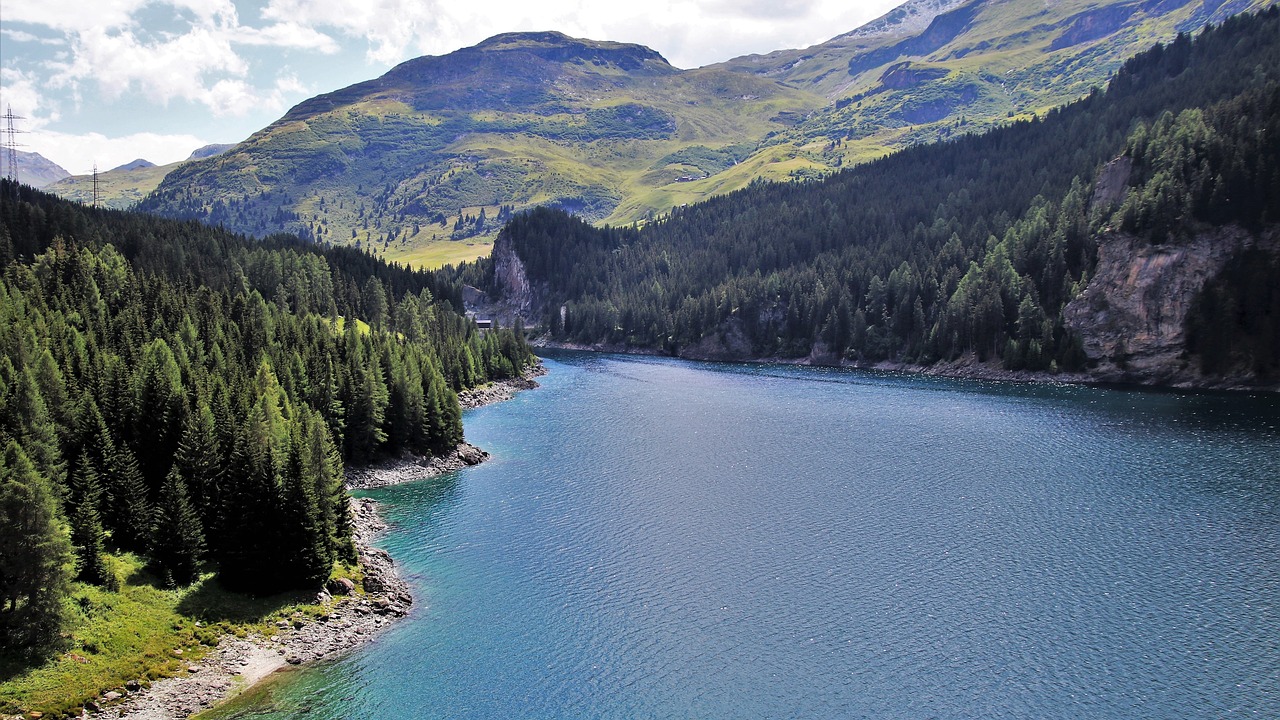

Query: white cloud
(0, 68), (59, 126)
(27, 129), (209, 175)
(260, 0), (452, 64)
(4, 0), (150, 33)
(53, 26), (249, 108)
(234, 23), (341, 53)
(1, 28), (65, 45)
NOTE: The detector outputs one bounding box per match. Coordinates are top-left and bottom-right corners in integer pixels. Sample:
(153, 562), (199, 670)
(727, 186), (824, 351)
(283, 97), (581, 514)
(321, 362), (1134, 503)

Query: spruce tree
(277, 424), (331, 588)
(149, 466), (205, 587)
(173, 399), (222, 541)
(0, 441), (73, 653)
(104, 443), (151, 552)
(68, 462), (111, 586)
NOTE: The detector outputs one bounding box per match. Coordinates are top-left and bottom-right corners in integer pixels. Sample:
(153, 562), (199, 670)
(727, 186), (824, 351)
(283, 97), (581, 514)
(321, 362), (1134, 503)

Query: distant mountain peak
(837, 0), (975, 42)
(0, 150), (71, 189)
(111, 158), (156, 172)
(281, 30), (676, 122)
(467, 30), (673, 69)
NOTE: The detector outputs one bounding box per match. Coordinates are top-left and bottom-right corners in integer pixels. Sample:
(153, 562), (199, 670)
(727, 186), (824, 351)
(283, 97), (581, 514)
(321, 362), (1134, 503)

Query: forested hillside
(125, 0), (1272, 273)
(0, 182), (534, 655)
(483, 9), (1279, 382)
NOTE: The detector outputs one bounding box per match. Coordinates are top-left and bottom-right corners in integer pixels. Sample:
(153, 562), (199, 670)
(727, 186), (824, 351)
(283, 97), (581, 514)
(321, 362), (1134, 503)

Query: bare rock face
(1090, 156), (1132, 211)
(1062, 226), (1253, 384)
(492, 232), (537, 320)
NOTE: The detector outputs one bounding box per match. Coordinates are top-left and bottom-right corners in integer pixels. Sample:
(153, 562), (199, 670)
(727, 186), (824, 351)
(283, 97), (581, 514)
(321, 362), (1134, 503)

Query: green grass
(0, 554), (345, 719)
(47, 163), (179, 210)
(382, 237), (494, 270)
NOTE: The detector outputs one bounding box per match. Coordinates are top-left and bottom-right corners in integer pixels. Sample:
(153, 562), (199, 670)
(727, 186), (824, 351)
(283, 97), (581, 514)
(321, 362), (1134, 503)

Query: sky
(1, 0), (903, 175)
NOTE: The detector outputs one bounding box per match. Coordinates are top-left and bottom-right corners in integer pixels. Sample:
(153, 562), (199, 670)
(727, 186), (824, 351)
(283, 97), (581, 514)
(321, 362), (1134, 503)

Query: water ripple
(225, 353), (1280, 720)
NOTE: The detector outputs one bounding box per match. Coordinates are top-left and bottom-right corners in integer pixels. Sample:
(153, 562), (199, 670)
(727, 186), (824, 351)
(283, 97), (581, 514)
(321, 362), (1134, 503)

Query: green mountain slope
(482, 8), (1280, 387)
(137, 32), (821, 268)
(137, 0), (1274, 268)
(718, 0), (1276, 166)
(47, 144), (236, 210)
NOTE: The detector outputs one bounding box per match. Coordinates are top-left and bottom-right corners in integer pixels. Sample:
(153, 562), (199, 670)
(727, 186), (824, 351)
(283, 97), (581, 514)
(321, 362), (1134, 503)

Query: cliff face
(1062, 226), (1271, 387)
(485, 231), (539, 326)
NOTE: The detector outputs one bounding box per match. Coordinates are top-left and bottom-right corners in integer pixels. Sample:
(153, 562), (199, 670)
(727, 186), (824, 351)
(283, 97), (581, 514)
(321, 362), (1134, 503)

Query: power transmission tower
(2, 104), (27, 186)
(92, 163), (100, 208)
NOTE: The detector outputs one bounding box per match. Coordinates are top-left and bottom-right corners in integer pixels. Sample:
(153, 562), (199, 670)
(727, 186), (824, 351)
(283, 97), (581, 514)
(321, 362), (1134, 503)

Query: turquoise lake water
(224, 352), (1280, 718)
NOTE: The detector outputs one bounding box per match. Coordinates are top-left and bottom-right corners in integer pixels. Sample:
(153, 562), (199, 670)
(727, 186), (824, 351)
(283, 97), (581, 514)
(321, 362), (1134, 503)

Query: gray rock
(327, 577), (356, 595)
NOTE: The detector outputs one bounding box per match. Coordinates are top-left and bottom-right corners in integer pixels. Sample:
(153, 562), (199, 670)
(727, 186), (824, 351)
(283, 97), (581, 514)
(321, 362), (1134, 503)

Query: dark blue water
(220, 353), (1280, 718)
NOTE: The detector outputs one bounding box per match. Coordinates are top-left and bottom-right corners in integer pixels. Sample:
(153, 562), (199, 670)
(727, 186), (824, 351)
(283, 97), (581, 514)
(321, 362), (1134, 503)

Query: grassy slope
(47, 163), (178, 210)
(0, 553), (353, 718)
(135, 1), (1276, 269)
(731, 0), (1279, 169)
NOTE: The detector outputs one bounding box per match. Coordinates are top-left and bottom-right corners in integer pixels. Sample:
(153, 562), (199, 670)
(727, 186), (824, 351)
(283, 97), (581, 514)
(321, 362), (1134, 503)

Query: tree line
(0, 182), (535, 654)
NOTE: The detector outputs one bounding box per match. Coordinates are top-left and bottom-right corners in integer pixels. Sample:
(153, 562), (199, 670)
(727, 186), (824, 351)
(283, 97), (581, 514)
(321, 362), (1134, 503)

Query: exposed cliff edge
(467, 231), (543, 328)
(1063, 226), (1278, 389)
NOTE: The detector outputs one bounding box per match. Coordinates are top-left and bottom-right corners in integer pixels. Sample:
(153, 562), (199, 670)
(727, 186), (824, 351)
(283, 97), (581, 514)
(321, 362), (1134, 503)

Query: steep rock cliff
(483, 231), (540, 327)
(1062, 225), (1273, 387)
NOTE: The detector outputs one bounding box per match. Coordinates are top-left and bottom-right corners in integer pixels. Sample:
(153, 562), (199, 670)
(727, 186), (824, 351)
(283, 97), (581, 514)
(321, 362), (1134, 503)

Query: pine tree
(104, 443), (151, 552)
(67, 462), (111, 586)
(277, 423), (331, 588)
(149, 466), (205, 587)
(173, 399), (222, 540)
(0, 441), (73, 653)
(215, 415), (281, 592)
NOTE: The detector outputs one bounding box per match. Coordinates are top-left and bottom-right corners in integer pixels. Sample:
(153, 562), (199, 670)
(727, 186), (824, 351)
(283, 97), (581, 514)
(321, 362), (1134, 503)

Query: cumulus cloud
(0, 69), (59, 127)
(4, 0), (149, 33)
(260, 0), (455, 64)
(52, 25), (249, 107)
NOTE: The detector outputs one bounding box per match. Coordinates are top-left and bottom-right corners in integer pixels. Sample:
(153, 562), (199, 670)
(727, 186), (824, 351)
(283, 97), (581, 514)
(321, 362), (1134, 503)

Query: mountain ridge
(129, 0), (1276, 270)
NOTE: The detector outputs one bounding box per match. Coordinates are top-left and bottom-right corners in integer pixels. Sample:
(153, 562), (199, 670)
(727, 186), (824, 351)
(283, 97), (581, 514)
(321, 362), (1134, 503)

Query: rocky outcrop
(1091, 156), (1132, 210)
(487, 231), (539, 325)
(1062, 226), (1263, 386)
(344, 443), (490, 490)
(457, 365), (548, 409)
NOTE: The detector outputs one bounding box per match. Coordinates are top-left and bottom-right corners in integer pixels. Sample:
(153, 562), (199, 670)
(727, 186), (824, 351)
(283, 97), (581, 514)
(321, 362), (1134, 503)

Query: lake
(216, 351), (1280, 718)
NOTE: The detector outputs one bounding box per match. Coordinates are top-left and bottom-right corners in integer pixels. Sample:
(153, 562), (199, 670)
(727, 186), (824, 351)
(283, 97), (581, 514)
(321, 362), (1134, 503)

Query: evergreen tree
(173, 398), (223, 540)
(276, 424), (332, 588)
(104, 443), (151, 552)
(0, 441), (73, 653)
(149, 466), (205, 587)
(67, 462), (111, 586)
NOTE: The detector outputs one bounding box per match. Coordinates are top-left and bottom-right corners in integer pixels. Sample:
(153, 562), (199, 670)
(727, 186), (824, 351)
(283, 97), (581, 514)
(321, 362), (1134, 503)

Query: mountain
(136, 0), (1275, 269)
(715, 0), (1276, 168)
(136, 31), (818, 269)
(0, 150), (70, 189)
(110, 158), (155, 172)
(187, 143), (235, 160)
(479, 8), (1280, 388)
(46, 144), (233, 210)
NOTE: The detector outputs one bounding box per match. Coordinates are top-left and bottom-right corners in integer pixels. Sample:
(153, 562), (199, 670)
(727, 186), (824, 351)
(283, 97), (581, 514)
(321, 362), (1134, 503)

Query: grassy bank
(0, 554), (355, 719)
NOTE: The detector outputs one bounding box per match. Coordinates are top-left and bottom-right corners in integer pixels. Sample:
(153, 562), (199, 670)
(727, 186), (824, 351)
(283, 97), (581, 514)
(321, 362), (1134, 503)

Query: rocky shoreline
(110, 499), (412, 720)
(105, 363), (546, 719)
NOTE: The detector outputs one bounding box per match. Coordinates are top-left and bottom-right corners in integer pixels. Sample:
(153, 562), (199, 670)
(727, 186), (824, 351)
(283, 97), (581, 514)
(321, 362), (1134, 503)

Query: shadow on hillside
(176, 575), (313, 624)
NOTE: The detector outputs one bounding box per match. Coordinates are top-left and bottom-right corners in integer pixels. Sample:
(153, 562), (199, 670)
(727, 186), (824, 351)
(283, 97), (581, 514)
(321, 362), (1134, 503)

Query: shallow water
(216, 352), (1280, 719)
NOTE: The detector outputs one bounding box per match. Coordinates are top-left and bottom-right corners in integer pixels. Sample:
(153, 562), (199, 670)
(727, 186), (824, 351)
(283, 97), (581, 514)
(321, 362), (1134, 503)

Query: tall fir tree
(67, 462), (111, 586)
(0, 441), (73, 653)
(104, 443), (152, 552)
(149, 466), (205, 587)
